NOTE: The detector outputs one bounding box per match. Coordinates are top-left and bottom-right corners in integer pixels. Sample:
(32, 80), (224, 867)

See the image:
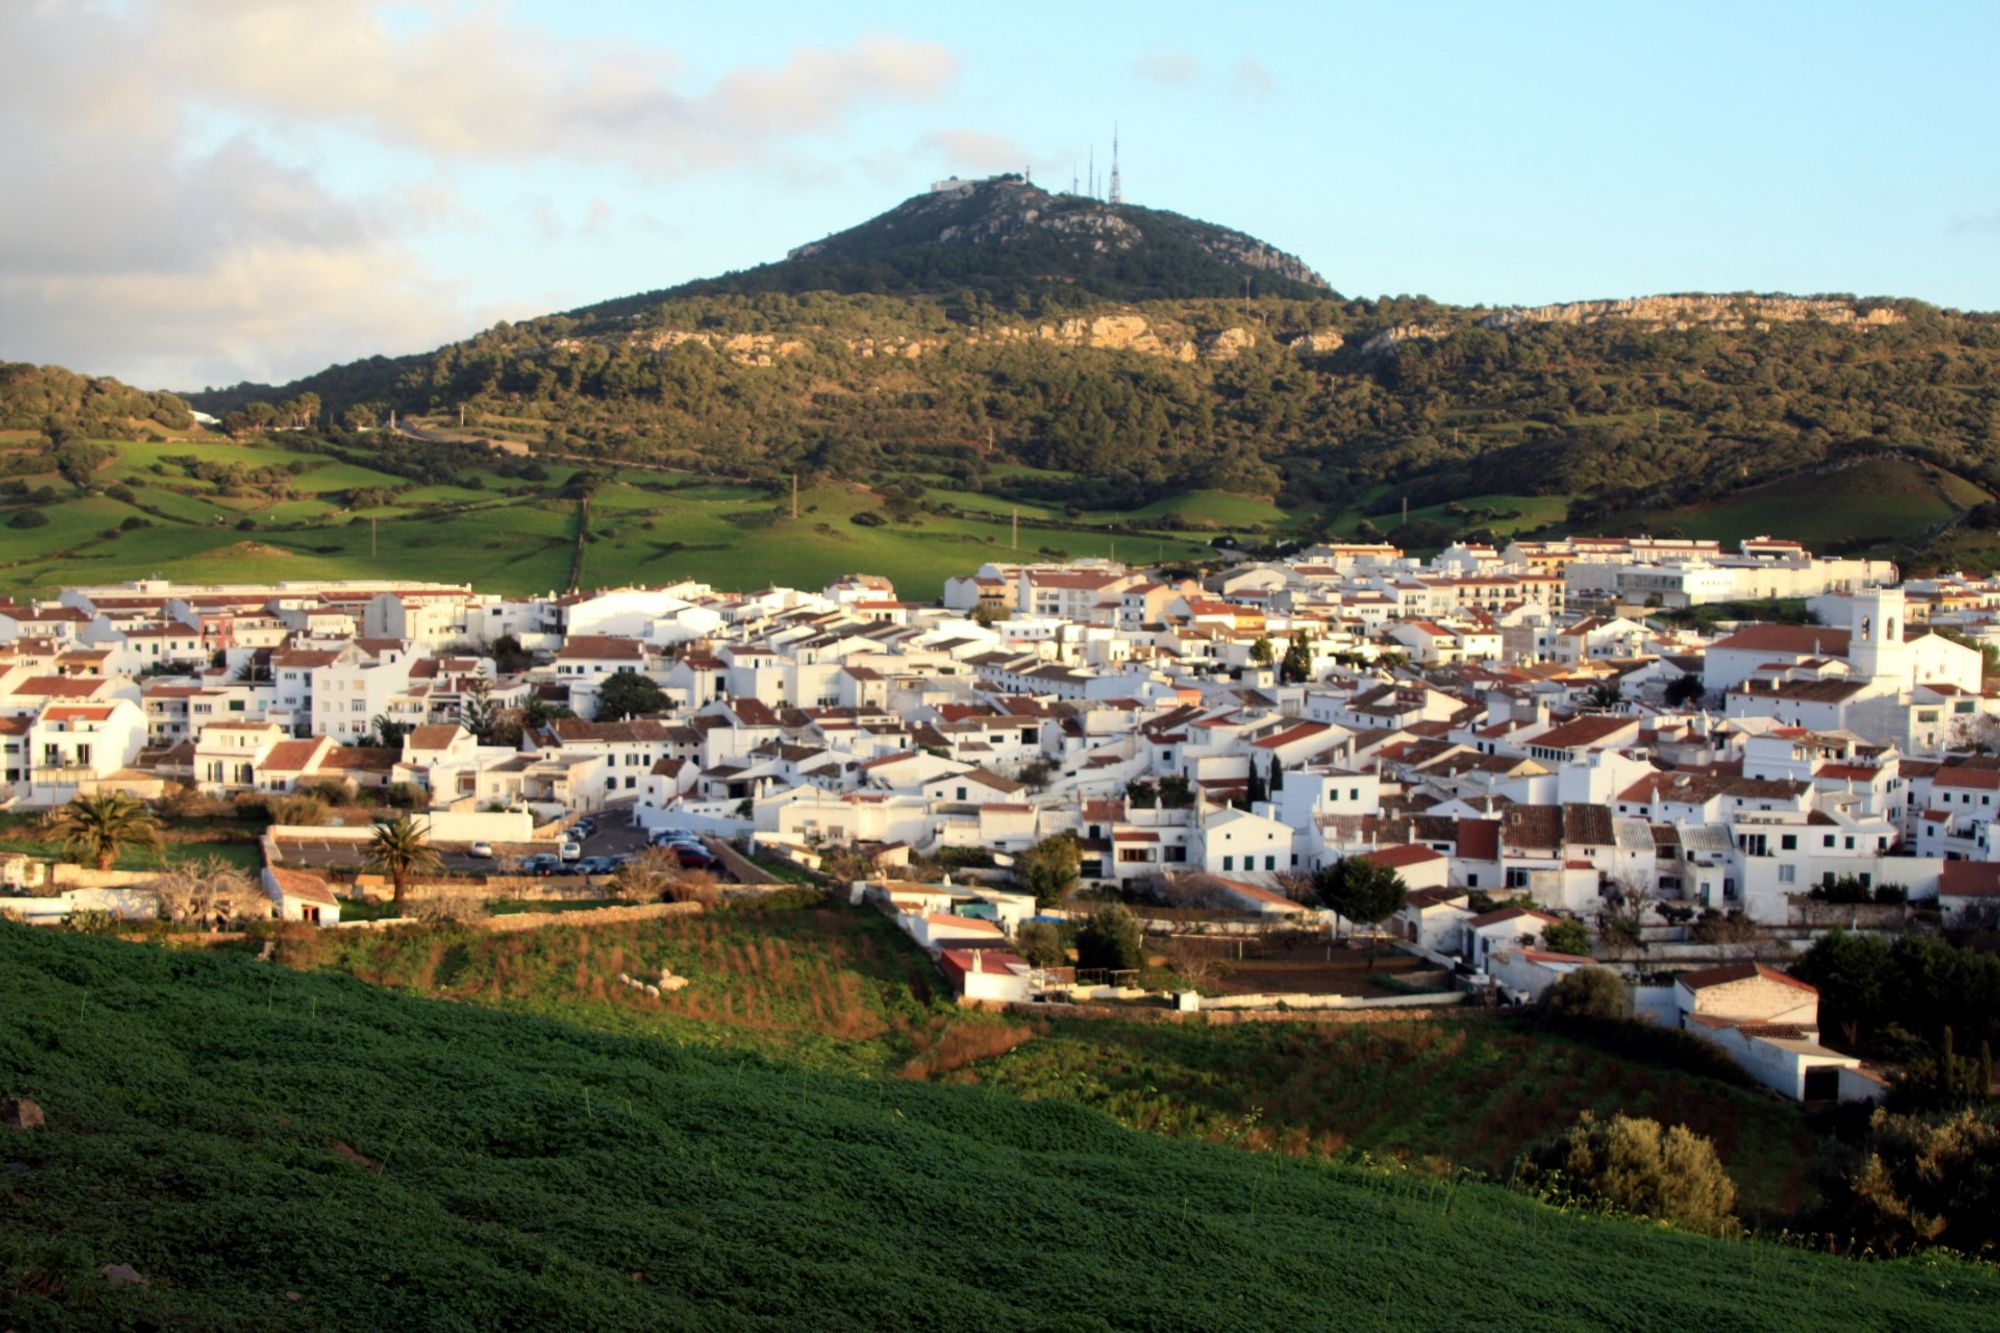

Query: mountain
(612, 173), (1330, 308)
(179, 179), (2000, 558)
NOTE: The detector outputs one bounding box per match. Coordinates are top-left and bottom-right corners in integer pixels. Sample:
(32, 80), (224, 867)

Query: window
(1778, 864), (1796, 884)
(1222, 855), (1234, 871)
(1264, 856), (1276, 871)
(1781, 834), (1797, 850)
(955, 786), (967, 801)
(1823, 835), (1835, 848)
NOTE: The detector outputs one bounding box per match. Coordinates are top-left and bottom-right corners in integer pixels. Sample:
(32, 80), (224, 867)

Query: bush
(8, 510), (50, 529)
(1013, 920), (1066, 969)
(1542, 919), (1592, 956)
(1516, 1111), (1739, 1235)
(1816, 1106), (2000, 1258)
(1544, 966), (1629, 1019)
(1074, 903), (1143, 974)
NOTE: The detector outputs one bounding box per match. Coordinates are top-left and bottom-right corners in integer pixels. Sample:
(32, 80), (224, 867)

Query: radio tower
(1108, 123), (1123, 205)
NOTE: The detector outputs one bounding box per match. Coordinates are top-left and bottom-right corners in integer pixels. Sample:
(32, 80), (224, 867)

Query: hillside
(267, 900), (1824, 1220)
(173, 176), (2000, 562)
(6, 921), (1996, 1328)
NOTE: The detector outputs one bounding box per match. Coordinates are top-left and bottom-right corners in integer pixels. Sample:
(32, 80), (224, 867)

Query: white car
(468, 841), (495, 859)
(558, 840), (582, 861)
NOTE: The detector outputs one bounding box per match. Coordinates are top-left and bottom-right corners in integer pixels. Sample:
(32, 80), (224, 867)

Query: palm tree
(370, 714), (409, 749)
(363, 813), (442, 909)
(47, 792), (163, 872)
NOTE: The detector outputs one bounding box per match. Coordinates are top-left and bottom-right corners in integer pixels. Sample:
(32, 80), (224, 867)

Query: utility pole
(1011, 507), (1019, 550)
(370, 516), (377, 559)
(790, 473), (799, 520)
(459, 403), (466, 428)
(1402, 497), (1409, 527)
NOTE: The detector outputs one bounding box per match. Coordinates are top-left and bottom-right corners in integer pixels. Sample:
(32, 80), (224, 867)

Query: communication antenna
(1108, 123), (1123, 205)
(1088, 145), (1095, 200)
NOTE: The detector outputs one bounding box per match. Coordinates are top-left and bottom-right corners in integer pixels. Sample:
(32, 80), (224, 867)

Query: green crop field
(1612, 458), (1988, 549)
(272, 900), (1822, 1220)
(6, 921), (1995, 1329)
(0, 435), (1219, 601)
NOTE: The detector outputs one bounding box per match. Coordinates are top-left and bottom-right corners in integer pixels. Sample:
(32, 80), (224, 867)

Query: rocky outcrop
(1359, 323), (1454, 355)
(1199, 327), (1257, 360)
(1284, 330), (1345, 356)
(1481, 294), (1905, 332)
(1, 1097), (44, 1131)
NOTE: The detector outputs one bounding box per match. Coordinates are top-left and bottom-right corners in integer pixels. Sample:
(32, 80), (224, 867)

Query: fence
(994, 999), (1492, 1026)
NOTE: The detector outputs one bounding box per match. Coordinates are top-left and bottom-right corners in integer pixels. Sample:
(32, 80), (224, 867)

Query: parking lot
(269, 811), (741, 884)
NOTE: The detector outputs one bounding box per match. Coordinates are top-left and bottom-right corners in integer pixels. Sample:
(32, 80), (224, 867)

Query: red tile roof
(1675, 962), (1817, 994)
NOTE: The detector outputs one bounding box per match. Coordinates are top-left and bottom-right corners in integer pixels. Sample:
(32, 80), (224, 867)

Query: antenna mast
(1088, 145), (1095, 200)
(1108, 123), (1122, 205)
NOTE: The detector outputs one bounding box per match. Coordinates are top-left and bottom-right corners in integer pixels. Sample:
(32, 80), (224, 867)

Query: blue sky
(4, 1), (1996, 389)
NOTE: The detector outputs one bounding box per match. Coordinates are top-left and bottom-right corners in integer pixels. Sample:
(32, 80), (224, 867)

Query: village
(5, 532), (2000, 1106)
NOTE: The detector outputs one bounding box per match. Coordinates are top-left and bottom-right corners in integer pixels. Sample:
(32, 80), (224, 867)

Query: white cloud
(1234, 57), (1276, 98)
(1134, 53), (1200, 87)
(0, 3), (962, 388)
(921, 129), (1033, 173)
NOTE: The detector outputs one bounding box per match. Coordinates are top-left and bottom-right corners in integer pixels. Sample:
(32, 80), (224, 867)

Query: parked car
(575, 856), (615, 877)
(519, 853), (560, 876)
(559, 840), (582, 861)
(669, 845), (719, 871)
(468, 841), (495, 859)
(572, 817), (597, 838)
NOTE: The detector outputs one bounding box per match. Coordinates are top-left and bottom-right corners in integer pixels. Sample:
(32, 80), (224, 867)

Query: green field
(1610, 458), (1988, 548)
(0, 436), (1223, 600)
(7, 921), (1996, 1328)
(274, 900), (1819, 1219)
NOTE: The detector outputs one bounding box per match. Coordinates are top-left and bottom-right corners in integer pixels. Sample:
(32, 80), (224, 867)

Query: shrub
(1517, 1111), (1739, 1235)
(1544, 966), (1629, 1020)
(1014, 834), (1080, 909)
(8, 510), (50, 529)
(1074, 903), (1143, 974)
(1013, 920), (1066, 968)
(1819, 1106), (2000, 1259)
(1542, 919), (1592, 956)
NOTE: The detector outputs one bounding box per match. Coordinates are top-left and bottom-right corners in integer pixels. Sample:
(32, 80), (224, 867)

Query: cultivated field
(6, 919), (1995, 1327)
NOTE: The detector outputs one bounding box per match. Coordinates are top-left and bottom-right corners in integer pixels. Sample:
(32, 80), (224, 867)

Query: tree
(1249, 636), (1275, 666)
(1018, 758), (1055, 793)
(595, 671), (669, 722)
(1013, 920), (1067, 969)
(1279, 629), (1315, 684)
(1599, 870), (1656, 948)
(1583, 679), (1624, 710)
(149, 854), (268, 930)
(1817, 1105), (2000, 1257)
(1268, 758), (1284, 793)
(1663, 674), (1706, 708)
(47, 792), (163, 872)
(1542, 918), (1592, 957)
(1074, 902), (1144, 974)
(1517, 1111), (1739, 1236)
(370, 714), (410, 749)
(1544, 966), (1630, 1019)
(1015, 834), (1080, 909)
(1157, 774), (1194, 809)
(458, 677), (499, 742)
(1124, 779), (1158, 809)
(363, 813), (442, 909)
(1314, 856), (1408, 967)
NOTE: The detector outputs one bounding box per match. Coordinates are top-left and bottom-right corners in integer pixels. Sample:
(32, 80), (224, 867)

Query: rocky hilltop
(604, 174), (1332, 310)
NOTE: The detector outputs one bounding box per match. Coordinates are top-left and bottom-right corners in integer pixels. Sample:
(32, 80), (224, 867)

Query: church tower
(1849, 586), (1907, 684)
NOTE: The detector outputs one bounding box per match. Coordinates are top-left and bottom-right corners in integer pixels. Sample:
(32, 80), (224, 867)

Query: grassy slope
(1608, 457), (1987, 547)
(0, 438), (1219, 601)
(5, 922), (1994, 1330)
(271, 902), (1819, 1219)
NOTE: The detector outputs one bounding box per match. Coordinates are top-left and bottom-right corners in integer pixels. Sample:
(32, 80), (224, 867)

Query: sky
(4, 0), (1998, 391)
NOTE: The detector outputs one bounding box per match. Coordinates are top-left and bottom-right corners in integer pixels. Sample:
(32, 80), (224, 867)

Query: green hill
(5, 922), (1996, 1328)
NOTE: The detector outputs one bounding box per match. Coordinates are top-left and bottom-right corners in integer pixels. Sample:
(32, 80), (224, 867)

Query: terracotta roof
(1939, 861), (2000, 899)
(267, 865), (339, 908)
(1675, 962), (1817, 994)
